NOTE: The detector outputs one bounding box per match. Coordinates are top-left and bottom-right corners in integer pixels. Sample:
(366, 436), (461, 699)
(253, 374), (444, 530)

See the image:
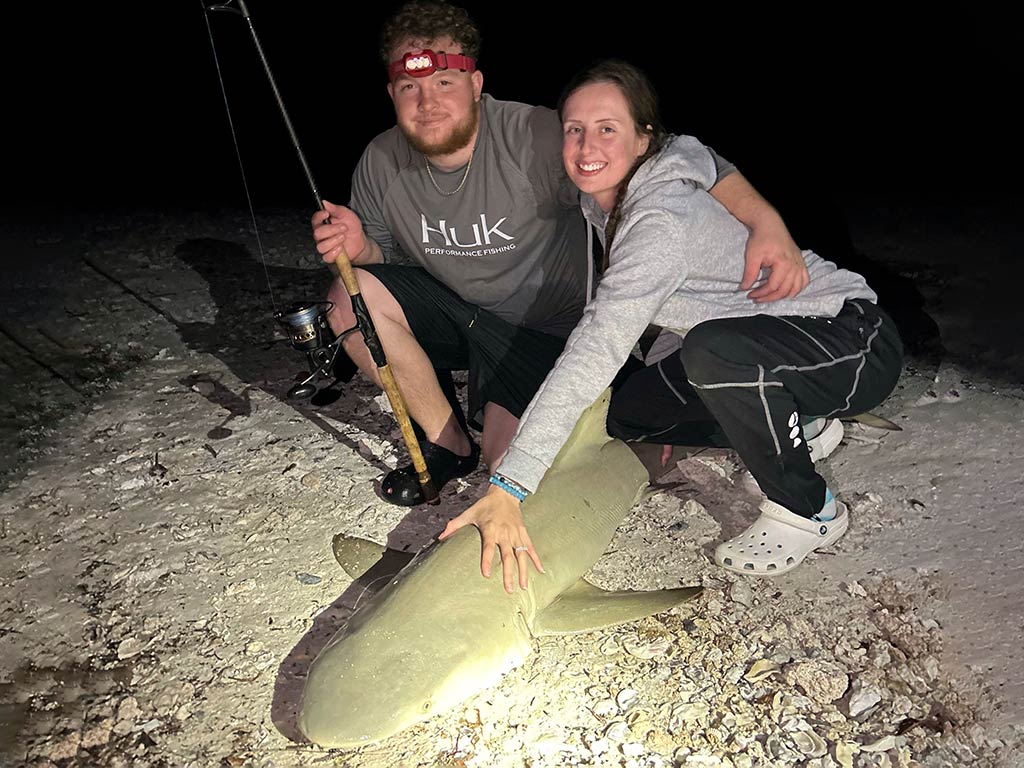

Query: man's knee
(326, 275), (356, 332)
(328, 269), (407, 335)
(481, 403), (519, 470)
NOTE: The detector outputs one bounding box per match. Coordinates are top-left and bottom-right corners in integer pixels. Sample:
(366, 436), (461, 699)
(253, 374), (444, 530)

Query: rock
(845, 678), (884, 718)
(785, 659), (850, 704)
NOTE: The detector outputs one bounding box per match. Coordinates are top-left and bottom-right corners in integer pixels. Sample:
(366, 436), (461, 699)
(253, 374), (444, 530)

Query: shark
(297, 388), (703, 748)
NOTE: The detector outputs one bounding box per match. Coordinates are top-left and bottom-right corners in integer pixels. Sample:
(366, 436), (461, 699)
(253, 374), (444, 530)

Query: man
(312, 0), (808, 506)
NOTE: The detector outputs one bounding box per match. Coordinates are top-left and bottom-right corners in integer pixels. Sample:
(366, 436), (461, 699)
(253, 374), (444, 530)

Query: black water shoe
(381, 439), (481, 506)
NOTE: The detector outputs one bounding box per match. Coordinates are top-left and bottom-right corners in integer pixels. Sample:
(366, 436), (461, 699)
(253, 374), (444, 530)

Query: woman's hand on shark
(440, 484), (545, 592)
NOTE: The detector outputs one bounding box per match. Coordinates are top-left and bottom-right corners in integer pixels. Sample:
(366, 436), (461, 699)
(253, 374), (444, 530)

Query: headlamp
(388, 49), (476, 81)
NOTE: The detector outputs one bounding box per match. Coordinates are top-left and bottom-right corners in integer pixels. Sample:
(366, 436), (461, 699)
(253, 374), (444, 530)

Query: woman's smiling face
(561, 81), (650, 212)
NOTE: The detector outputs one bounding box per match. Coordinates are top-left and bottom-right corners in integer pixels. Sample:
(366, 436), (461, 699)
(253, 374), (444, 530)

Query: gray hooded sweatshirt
(496, 134), (878, 494)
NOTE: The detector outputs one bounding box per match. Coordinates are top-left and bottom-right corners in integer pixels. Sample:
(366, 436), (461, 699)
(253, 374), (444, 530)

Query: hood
(580, 134), (718, 232)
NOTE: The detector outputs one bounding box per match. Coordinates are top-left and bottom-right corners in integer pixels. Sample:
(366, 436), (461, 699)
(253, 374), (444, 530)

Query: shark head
(298, 533), (536, 748)
(297, 624), (528, 747)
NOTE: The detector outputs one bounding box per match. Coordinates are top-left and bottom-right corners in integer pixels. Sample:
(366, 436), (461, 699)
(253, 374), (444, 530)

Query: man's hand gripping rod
(209, 0), (439, 503)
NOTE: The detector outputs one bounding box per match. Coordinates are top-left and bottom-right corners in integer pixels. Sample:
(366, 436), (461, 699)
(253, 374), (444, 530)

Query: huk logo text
(420, 214), (514, 248)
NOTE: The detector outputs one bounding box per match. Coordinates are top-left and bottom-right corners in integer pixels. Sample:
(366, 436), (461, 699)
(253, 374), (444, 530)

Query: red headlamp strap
(388, 49), (477, 81)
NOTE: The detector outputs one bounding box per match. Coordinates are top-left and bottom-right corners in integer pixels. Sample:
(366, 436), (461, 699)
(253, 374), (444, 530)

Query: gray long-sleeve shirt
(496, 134), (877, 493)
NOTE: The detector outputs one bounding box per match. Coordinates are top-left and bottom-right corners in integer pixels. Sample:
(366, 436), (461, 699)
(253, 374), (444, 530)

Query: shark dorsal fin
(548, 388), (618, 470)
(532, 578), (702, 636)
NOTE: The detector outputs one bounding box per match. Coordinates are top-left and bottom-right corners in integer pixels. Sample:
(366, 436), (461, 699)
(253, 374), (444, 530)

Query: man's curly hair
(379, 1), (481, 66)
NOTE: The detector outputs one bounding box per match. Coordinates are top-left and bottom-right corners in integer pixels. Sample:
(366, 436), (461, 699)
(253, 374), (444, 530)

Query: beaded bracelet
(489, 473), (529, 502)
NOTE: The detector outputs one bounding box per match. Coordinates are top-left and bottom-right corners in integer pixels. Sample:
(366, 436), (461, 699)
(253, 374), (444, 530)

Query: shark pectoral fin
(844, 411), (902, 431)
(532, 579), (703, 636)
(331, 534), (415, 580)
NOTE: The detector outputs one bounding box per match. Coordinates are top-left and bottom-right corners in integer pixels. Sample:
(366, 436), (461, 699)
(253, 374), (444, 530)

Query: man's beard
(403, 103), (479, 158)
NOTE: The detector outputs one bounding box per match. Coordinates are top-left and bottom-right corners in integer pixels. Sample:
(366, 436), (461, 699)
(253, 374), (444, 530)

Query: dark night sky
(2, 4), (1021, 384)
(5, 3), (1021, 224)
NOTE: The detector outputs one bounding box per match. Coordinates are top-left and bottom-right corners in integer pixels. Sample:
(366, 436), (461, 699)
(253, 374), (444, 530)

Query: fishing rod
(202, 0), (439, 504)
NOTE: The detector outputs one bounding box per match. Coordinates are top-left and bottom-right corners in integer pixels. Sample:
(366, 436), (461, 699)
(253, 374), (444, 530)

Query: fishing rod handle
(334, 245), (439, 504)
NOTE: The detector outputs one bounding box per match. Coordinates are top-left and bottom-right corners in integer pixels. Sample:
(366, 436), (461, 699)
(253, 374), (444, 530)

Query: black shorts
(361, 264), (568, 431)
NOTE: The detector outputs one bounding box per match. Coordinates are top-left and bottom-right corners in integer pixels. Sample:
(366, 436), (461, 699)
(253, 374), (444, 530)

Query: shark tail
(845, 411), (902, 431)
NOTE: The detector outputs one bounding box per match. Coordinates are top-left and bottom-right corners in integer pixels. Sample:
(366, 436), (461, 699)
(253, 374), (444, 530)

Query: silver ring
(514, 546), (528, 553)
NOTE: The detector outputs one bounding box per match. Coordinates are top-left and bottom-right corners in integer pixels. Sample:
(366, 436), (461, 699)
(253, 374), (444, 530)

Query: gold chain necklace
(425, 152), (473, 196)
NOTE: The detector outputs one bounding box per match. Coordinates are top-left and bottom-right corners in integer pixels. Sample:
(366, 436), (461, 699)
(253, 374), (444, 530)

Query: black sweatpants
(607, 299), (904, 518)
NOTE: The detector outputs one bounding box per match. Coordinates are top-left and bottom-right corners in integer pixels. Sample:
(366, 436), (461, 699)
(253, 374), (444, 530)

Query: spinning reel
(274, 301), (357, 403)
(206, 0), (438, 501)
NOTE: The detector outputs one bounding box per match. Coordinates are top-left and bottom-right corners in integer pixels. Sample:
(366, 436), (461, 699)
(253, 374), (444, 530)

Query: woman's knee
(679, 322), (736, 381)
(606, 389), (647, 441)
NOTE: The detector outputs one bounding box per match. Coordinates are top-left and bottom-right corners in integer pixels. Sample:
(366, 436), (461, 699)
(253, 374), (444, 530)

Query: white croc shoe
(715, 498), (849, 576)
(739, 418), (845, 499)
(806, 418), (844, 463)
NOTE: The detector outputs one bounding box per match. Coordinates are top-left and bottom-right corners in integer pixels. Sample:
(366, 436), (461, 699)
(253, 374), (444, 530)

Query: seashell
(846, 682), (883, 718)
(604, 720), (631, 742)
(532, 729), (573, 757)
(789, 693), (813, 710)
(778, 715), (804, 732)
(674, 679), (699, 699)
(861, 735), (899, 753)
(744, 659), (781, 682)
(729, 580), (753, 607)
(616, 688), (638, 711)
(623, 634), (672, 659)
(644, 728), (677, 759)
(724, 664), (745, 685)
(693, 456), (730, 479)
(835, 740), (860, 768)
(680, 754), (725, 767)
(921, 655), (940, 681)
(766, 733), (801, 762)
(672, 746), (692, 763)
(725, 710), (757, 730)
(591, 698), (618, 718)
(791, 730), (828, 758)
(843, 581), (868, 597)
(888, 696), (913, 720)
(771, 691), (799, 717)
(600, 635), (621, 655)
(625, 708), (654, 736)
(620, 741), (645, 757)
(669, 701), (709, 726)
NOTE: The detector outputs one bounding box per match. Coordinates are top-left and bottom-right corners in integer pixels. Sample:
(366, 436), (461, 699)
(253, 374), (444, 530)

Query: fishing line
(200, 0), (278, 314)
(200, 0), (439, 502)
(201, 0), (350, 401)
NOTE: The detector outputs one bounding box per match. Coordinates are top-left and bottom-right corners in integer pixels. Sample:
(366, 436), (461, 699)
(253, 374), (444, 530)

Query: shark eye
(421, 700), (432, 713)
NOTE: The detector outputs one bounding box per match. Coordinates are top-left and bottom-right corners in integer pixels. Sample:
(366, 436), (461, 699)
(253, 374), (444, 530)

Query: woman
(440, 59), (903, 590)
